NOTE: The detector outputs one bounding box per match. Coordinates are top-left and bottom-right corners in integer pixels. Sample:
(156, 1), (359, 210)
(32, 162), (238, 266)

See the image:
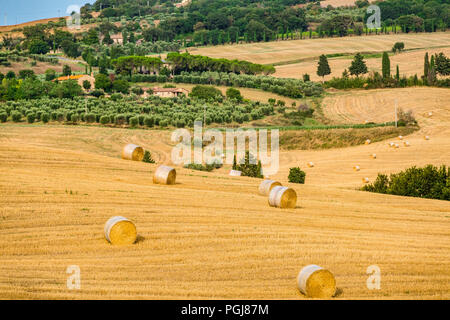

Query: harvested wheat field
(187, 32), (450, 65)
(274, 47), (450, 81)
(0, 87), (449, 299)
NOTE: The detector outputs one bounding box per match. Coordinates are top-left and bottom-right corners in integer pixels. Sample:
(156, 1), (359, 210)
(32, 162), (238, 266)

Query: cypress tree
(349, 53), (368, 77)
(382, 52), (391, 78)
(317, 54), (331, 81)
(424, 52), (429, 84)
(428, 55), (436, 84)
(396, 65), (400, 80)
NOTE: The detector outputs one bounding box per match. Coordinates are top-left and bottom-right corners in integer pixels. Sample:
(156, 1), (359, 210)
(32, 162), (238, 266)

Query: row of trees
(166, 52), (275, 75)
(0, 94), (275, 127)
(316, 47), (449, 89)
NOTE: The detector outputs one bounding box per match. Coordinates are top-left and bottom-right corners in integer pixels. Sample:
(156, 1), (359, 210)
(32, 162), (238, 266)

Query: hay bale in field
(229, 170), (242, 176)
(362, 177), (370, 183)
(428, 111), (433, 117)
(398, 135), (403, 140)
(153, 165), (176, 185)
(404, 141), (410, 147)
(424, 135), (430, 140)
(353, 165), (360, 171)
(297, 265), (336, 298)
(104, 216), (137, 245)
(394, 143), (400, 148)
(365, 139), (371, 145)
(371, 153), (377, 159)
(307, 161), (315, 168)
(122, 144), (144, 161)
(268, 186), (297, 209)
(389, 142), (395, 147)
(258, 180), (282, 196)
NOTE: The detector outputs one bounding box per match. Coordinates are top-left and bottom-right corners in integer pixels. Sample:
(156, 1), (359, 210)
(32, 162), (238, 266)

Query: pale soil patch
(187, 32), (450, 65)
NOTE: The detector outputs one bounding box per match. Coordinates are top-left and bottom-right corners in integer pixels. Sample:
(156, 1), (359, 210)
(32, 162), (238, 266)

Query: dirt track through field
(0, 87), (449, 299)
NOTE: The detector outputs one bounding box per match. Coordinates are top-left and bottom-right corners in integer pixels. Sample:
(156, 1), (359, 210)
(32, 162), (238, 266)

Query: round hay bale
(371, 153), (377, 159)
(362, 177), (370, 183)
(389, 142), (395, 147)
(268, 186), (297, 209)
(229, 170), (242, 176)
(104, 216), (137, 245)
(398, 135), (403, 140)
(353, 165), (360, 171)
(394, 143), (400, 148)
(365, 139), (371, 145)
(258, 180), (282, 196)
(297, 265), (336, 298)
(428, 111), (433, 117)
(122, 144), (144, 161)
(153, 165), (176, 185)
(307, 162), (315, 168)
(404, 141), (410, 147)
(424, 135), (430, 140)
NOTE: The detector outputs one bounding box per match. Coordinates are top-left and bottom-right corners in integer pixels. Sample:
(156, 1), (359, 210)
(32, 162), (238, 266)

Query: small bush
(185, 161), (223, 172)
(144, 116), (154, 127)
(41, 112), (50, 123)
(142, 150), (156, 163)
(115, 114), (126, 125)
(11, 111), (22, 122)
(26, 113), (36, 123)
(100, 115), (110, 124)
(70, 114), (79, 123)
(85, 113), (96, 123)
(288, 167), (306, 184)
(129, 116), (139, 127)
(159, 119), (168, 127)
(110, 93), (123, 101)
(235, 152), (263, 178)
(91, 89), (105, 98)
(0, 112), (7, 122)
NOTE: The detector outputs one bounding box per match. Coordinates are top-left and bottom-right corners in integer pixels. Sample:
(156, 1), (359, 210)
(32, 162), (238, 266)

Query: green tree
(45, 69), (56, 81)
(82, 80), (91, 91)
(434, 52), (450, 76)
(61, 40), (80, 58)
(288, 167), (306, 184)
(226, 87), (243, 102)
(424, 52), (429, 84)
(392, 42), (405, 54)
(62, 65), (72, 76)
(29, 39), (49, 54)
(112, 79), (130, 94)
(142, 151), (156, 163)
(382, 52), (391, 78)
(317, 54), (331, 81)
(94, 73), (112, 92)
(349, 53), (368, 77)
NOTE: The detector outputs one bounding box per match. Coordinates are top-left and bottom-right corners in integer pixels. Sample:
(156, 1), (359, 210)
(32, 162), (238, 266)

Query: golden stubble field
(0, 87), (449, 299)
(187, 32), (450, 65)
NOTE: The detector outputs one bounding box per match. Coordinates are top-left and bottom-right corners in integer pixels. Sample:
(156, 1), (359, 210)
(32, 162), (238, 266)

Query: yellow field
(0, 87), (449, 299)
(187, 32), (450, 65)
(274, 47), (450, 81)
